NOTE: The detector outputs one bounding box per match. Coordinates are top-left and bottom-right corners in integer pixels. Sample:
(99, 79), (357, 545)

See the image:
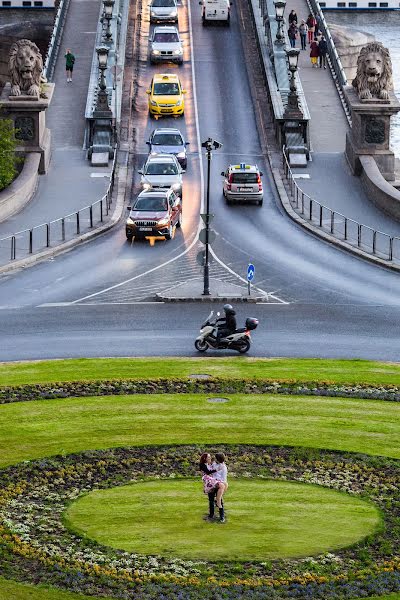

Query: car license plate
(238, 187), (251, 191)
(139, 227), (152, 231)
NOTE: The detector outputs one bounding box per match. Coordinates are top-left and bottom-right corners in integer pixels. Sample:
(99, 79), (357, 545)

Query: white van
(200, 0), (230, 25)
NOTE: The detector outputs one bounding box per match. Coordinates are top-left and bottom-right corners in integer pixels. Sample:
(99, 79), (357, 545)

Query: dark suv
(126, 188), (182, 241)
(146, 128), (189, 169)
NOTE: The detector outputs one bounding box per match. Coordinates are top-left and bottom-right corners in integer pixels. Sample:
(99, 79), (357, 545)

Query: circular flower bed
(0, 445), (400, 599)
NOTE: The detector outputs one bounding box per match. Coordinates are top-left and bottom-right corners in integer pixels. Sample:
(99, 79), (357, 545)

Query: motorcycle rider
(215, 304), (237, 341)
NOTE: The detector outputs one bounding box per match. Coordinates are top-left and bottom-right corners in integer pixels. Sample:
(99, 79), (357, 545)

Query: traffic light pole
(203, 147), (212, 296)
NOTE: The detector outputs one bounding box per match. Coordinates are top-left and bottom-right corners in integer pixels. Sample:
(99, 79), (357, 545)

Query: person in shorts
(65, 49), (75, 82)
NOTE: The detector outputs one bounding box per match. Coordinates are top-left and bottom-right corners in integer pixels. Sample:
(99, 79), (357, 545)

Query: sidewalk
(0, 0), (110, 238)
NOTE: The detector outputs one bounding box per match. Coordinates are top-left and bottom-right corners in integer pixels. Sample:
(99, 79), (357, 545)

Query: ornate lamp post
(283, 48), (303, 119)
(103, 0), (115, 42)
(95, 46), (111, 114)
(274, 0), (286, 44)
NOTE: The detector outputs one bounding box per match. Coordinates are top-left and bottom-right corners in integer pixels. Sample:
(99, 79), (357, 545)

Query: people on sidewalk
(65, 49), (75, 82)
(306, 14), (316, 45)
(288, 22), (299, 48)
(310, 39), (319, 68)
(288, 9), (298, 24)
(299, 20), (308, 50)
(319, 35), (328, 68)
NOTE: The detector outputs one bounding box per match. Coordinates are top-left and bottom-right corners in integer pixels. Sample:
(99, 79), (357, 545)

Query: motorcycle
(194, 311), (258, 353)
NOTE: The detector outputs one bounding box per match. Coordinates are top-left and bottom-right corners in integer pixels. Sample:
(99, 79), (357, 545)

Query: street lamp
(274, 0), (286, 44)
(283, 48), (303, 119)
(201, 137), (222, 296)
(103, 0), (115, 42)
(95, 46), (111, 113)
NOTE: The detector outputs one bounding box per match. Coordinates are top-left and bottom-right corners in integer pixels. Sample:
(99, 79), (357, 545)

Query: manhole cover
(207, 397), (229, 403)
(188, 374), (211, 379)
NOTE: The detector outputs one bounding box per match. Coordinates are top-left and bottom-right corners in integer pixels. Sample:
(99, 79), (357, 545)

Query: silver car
(138, 154), (184, 198)
(150, 0), (178, 23)
(150, 26), (183, 64)
(222, 163), (264, 206)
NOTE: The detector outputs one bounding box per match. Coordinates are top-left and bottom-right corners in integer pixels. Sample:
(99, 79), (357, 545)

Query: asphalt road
(0, 0), (400, 362)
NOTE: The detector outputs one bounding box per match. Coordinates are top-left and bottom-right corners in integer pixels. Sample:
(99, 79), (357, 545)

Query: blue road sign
(247, 263), (255, 282)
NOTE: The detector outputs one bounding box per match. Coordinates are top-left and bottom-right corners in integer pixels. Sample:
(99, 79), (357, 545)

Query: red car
(126, 188), (182, 240)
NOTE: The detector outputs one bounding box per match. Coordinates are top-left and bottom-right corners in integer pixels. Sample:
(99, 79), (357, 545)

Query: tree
(0, 115), (18, 191)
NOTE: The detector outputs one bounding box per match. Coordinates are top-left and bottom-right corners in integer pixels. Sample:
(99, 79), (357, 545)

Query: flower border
(1, 445), (400, 599)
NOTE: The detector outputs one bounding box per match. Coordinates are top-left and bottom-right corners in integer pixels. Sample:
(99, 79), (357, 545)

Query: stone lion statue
(8, 39), (43, 97)
(352, 42), (393, 101)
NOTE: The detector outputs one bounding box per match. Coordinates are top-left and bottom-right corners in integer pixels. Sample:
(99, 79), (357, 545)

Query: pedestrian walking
(310, 39), (319, 68)
(288, 22), (298, 48)
(306, 14), (316, 45)
(65, 49), (75, 83)
(288, 9), (298, 24)
(299, 20), (308, 50)
(318, 35), (328, 69)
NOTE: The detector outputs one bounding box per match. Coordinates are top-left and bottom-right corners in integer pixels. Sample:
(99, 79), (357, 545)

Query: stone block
(91, 152), (110, 167)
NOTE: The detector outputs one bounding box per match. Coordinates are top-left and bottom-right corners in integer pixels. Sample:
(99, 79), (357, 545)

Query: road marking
(293, 174), (310, 179)
(38, 302), (165, 307)
(90, 173), (111, 178)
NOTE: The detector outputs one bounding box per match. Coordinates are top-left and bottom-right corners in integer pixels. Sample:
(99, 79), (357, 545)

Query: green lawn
(0, 357), (400, 385)
(1, 358), (400, 600)
(65, 478), (380, 561)
(0, 393), (399, 467)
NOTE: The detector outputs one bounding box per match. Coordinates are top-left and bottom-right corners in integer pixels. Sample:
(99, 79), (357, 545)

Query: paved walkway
(0, 0), (110, 238)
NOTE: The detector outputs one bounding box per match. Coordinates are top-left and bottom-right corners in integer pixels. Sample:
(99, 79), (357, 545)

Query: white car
(221, 163), (264, 205)
(150, 0), (178, 23)
(138, 154), (184, 198)
(150, 26), (183, 64)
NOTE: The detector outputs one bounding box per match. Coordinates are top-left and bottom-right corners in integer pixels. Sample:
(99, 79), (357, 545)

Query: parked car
(146, 73), (186, 118)
(146, 128), (189, 169)
(138, 154), (184, 198)
(150, 26), (183, 64)
(221, 163), (263, 205)
(126, 188), (182, 240)
(150, 0), (178, 23)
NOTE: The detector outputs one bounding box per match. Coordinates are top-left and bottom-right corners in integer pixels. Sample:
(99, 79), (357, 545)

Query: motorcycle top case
(246, 318), (258, 331)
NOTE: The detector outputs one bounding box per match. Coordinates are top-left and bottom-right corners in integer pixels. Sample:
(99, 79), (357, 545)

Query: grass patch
(0, 576), (100, 600)
(65, 478), (380, 561)
(0, 357), (400, 386)
(0, 393), (399, 467)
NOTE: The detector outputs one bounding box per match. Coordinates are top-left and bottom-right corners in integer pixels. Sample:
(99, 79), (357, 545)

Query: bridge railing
(43, 0), (71, 81)
(282, 149), (400, 264)
(0, 153), (117, 266)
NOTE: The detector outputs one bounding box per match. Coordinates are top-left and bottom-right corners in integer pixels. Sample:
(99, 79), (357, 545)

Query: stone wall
(328, 23), (375, 83)
(360, 155), (400, 220)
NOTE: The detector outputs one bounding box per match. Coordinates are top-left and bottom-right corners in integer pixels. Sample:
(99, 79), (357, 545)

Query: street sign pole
(247, 263), (255, 296)
(203, 148), (212, 296)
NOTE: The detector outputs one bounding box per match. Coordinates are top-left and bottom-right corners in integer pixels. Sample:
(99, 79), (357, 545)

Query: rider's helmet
(223, 303), (236, 315)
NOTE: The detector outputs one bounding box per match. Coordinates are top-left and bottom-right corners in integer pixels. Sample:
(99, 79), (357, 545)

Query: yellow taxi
(146, 74), (186, 118)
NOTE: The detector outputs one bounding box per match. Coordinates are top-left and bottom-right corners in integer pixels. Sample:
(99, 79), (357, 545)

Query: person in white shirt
(212, 453), (228, 521)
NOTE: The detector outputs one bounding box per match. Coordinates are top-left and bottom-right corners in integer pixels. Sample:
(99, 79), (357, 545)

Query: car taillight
(227, 173), (233, 191)
(257, 174), (262, 191)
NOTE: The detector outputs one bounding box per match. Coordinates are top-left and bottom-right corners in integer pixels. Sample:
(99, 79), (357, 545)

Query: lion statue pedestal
(0, 39), (54, 174)
(345, 42), (400, 181)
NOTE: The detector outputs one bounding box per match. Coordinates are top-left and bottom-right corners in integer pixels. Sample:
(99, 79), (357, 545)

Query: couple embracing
(199, 452), (228, 523)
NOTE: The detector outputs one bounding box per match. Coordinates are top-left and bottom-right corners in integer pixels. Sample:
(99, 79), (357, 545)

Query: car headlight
(170, 10), (177, 15)
(143, 183), (152, 190)
(158, 216), (170, 226)
(150, 100), (158, 106)
(173, 49), (182, 55)
(171, 183), (181, 190)
(152, 49), (161, 55)
(126, 218), (134, 225)
(175, 99), (182, 106)
(177, 151), (185, 158)
(150, 10), (156, 15)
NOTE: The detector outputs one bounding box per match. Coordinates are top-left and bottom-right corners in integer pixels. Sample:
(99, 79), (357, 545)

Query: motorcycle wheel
(237, 339), (251, 354)
(195, 339), (208, 352)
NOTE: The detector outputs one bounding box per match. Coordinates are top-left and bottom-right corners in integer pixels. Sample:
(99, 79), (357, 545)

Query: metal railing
(0, 153), (117, 266)
(43, 0), (71, 81)
(282, 150), (400, 264)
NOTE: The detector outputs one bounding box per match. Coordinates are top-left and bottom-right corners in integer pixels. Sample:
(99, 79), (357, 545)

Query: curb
(0, 161), (127, 277)
(272, 167), (400, 274)
(155, 294), (267, 303)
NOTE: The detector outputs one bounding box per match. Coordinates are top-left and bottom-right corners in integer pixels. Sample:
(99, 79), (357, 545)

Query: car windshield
(134, 196), (168, 211)
(153, 32), (179, 42)
(153, 82), (180, 95)
(152, 0), (175, 6)
(146, 162), (178, 175)
(152, 133), (183, 146)
(231, 173), (258, 183)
